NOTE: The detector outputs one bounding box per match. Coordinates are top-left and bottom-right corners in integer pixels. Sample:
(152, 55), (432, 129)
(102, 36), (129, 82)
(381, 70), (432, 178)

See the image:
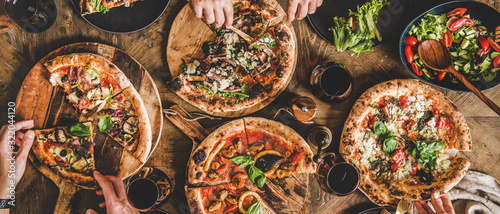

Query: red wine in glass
(127, 178), (159, 210)
(4, 0), (56, 33)
(327, 163), (359, 195)
(126, 167), (174, 212)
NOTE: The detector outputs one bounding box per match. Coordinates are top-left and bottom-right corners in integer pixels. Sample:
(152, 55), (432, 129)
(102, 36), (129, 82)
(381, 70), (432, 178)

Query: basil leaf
(373, 121), (387, 136)
(98, 116), (113, 133)
(382, 137), (398, 155)
(69, 123), (92, 138)
(249, 165), (266, 188)
(428, 141), (444, 152)
(231, 155), (254, 168)
(412, 141), (443, 170)
(247, 201), (263, 214)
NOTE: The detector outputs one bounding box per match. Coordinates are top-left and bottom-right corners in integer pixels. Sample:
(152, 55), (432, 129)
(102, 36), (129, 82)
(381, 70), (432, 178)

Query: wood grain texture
(0, 0), (499, 213)
(166, 3), (297, 117)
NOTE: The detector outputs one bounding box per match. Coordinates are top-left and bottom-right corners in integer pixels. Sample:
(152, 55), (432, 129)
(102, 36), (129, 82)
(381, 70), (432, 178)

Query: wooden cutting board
(15, 42), (163, 214)
(165, 105), (310, 213)
(166, 2), (297, 118)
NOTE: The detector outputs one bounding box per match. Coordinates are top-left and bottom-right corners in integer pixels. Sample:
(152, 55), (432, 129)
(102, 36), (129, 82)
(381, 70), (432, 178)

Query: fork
(396, 194), (412, 214)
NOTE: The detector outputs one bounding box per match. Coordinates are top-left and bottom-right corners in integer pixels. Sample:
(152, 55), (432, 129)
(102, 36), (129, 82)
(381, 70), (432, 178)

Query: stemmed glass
(126, 166), (175, 212)
(4, 0), (56, 33)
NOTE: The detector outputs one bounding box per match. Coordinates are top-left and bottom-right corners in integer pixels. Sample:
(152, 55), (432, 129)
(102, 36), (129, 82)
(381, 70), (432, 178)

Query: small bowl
(399, 0), (500, 92)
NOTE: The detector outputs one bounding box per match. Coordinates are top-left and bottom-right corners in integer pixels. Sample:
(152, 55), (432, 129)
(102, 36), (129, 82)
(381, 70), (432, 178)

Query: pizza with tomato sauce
(340, 79), (472, 206)
(186, 117), (315, 213)
(167, 0), (295, 114)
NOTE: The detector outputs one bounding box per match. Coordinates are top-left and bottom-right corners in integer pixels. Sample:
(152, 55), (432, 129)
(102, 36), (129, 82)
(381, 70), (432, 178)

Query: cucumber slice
(459, 50), (468, 56)
(464, 34), (475, 40)
(463, 62), (471, 73)
(460, 40), (470, 49)
(451, 52), (458, 57)
(491, 52), (500, 59)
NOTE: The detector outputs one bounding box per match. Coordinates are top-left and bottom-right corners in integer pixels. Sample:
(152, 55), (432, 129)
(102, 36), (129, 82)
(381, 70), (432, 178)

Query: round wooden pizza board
(166, 2), (297, 117)
(15, 42), (163, 214)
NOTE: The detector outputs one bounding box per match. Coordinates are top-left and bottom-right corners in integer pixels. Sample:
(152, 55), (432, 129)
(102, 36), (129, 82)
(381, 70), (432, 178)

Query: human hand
(86, 171), (138, 214)
(287, 0), (323, 21)
(0, 120), (35, 199)
(414, 193), (455, 214)
(192, 0), (234, 28)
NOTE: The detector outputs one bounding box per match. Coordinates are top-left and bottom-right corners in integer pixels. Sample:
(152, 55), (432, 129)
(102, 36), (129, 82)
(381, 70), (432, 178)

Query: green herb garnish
(89, 0), (109, 14)
(412, 141), (444, 170)
(98, 116), (112, 133)
(69, 123), (92, 138)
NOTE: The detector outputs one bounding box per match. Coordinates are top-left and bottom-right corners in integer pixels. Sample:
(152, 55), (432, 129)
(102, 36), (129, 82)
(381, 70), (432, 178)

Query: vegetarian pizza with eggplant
(186, 117), (315, 213)
(167, 0), (295, 114)
(31, 53), (152, 188)
(340, 79), (471, 206)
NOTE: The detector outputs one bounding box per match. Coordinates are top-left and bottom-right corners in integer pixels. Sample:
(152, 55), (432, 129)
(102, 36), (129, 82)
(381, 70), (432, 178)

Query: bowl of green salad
(399, 0), (500, 92)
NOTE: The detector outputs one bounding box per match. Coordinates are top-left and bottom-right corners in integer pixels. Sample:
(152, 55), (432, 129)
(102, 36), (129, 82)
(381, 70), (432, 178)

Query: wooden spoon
(418, 39), (500, 116)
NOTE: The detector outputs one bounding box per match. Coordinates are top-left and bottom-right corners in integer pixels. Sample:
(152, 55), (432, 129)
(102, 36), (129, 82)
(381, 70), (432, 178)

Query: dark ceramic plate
(358, 206), (396, 214)
(71, 0), (169, 33)
(306, 0), (408, 46)
(399, 0), (500, 92)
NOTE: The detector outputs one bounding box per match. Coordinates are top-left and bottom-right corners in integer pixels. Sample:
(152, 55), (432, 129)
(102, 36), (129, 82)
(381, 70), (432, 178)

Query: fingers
(192, 1), (203, 18)
(222, 4), (233, 28)
(15, 130), (34, 162)
(213, 6), (225, 28)
(440, 194), (455, 214)
(95, 190), (103, 196)
(431, 193), (447, 214)
(94, 171), (118, 202)
(414, 201), (427, 214)
(85, 209), (98, 214)
(204, 7), (216, 25)
(99, 202), (106, 208)
(295, 2), (308, 20)
(287, 0), (299, 21)
(14, 120), (34, 132)
(316, 0), (323, 7)
(308, 0), (316, 14)
(415, 201), (434, 214)
(103, 175), (127, 200)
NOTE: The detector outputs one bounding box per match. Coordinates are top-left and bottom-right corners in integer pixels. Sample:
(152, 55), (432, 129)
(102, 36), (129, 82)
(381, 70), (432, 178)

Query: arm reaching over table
(414, 193), (456, 214)
(86, 171), (138, 214)
(0, 120), (35, 214)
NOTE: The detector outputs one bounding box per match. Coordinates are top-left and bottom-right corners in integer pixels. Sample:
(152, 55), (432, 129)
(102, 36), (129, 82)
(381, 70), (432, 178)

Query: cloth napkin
(446, 170), (500, 214)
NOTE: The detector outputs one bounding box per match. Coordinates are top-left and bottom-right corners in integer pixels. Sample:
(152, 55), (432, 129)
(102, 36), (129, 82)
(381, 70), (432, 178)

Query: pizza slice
(32, 122), (96, 188)
(80, 0), (143, 15)
(231, 0), (286, 37)
(44, 53), (131, 112)
(186, 182), (275, 214)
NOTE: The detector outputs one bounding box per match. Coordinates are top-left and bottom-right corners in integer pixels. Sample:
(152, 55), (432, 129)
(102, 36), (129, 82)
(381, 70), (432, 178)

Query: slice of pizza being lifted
(80, 0), (144, 15)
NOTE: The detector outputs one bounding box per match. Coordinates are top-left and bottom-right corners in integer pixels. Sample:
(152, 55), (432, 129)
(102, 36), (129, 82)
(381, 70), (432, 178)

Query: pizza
(186, 117), (315, 213)
(32, 53), (152, 188)
(32, 123), (96, 188)
(80, 0), (143, 15)
(340, 79), (472, 206)
(167, 0), (295, 114)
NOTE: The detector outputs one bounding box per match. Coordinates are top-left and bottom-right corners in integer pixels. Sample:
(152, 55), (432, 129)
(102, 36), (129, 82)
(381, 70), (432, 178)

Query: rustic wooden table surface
(0, 0), (499, 213)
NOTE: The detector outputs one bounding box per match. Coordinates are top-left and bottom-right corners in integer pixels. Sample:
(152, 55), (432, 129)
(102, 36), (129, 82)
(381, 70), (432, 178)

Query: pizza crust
(266, 22), (296, 98)
(44, 53), (131, 90)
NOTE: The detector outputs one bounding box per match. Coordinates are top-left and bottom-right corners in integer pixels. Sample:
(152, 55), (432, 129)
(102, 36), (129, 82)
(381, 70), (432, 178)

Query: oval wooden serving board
(15, 42), (163, 214)
(165, 105), (310, 213)
(166, 2), (297, 118)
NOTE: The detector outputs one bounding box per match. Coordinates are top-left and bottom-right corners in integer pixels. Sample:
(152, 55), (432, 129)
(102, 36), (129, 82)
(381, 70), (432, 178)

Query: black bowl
(71, 0), (169, 33)
(399, 0), (500, 92)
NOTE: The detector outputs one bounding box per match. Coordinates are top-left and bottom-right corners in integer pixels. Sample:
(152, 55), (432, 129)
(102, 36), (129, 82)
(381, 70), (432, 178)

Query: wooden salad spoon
(417, 39), (500, 116)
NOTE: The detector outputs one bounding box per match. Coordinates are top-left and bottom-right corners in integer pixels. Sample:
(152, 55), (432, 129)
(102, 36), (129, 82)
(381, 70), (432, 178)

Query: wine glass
(126, 166), (175, 212)
(4, 0), (56, 33)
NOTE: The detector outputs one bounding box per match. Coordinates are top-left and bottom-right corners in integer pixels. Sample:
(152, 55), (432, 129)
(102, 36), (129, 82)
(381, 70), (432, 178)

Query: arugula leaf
(249, 165), (266, 188)
(98, 116), (113, 133)
(412, 141), (445, 170)
(261, 15), (267, 29)
(69, 123), (92, 138)
(260, 68), (272, 75)
(233, 3), (241, 10)
(247, 201), (263, 214)
(231, 155), (254, 168)
(89, 0), (109, 14)
(240, 83), (249, 94)
(373, 121), (387, 136)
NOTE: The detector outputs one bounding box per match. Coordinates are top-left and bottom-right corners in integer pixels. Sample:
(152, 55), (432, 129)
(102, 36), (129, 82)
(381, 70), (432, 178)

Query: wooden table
(0, 0), (499, 213)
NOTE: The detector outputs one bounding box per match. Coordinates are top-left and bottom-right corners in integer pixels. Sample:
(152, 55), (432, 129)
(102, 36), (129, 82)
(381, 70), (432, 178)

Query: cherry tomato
(436, 116), (448, 129)
(291, 151), (304, 163)
(447, 8), (467, 17)
(438, 71), (446, 81)
(368, 116), (379, 129)
(391, 161), (401, 172)
(493, 55), (500, 68)
(215, 164), (228, 174)
(479, 35), (490, 52)
(488, 37), (500, 52)
(411, 63), (423, 76)
(449, 17), (475, 31)
(391, 148), (405, 163)
(405, 45), (414, 64)
(405, 119), (417, 131)
(405, 36), (418, 47)
(441, 30), (453, 47)
(382, 105), (391, 120)
(410, 163), (418, 175)
(399, 96), (410, 108)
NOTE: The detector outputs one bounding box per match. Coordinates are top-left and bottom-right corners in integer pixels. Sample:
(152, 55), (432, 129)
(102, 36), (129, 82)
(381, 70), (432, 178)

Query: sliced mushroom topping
(123, 122), (138, 135)
(225, 195), (237, 205)
(47, 131), (56, 142)
(221, 145), (237, 158)
(111, 117), (121, 124)
(124, 100), (132, 109)
(217, 190), (229, 201)
(211, 161), (221, 170)
(56, 129), (67, 143)
(125, 116), (138, 126)
(208, 200), (222, 212)
(38, 134), (47, 141)
(249, 143), (264, 152)
(208, 171), (219, 180)
(234, 138), (244, 150)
